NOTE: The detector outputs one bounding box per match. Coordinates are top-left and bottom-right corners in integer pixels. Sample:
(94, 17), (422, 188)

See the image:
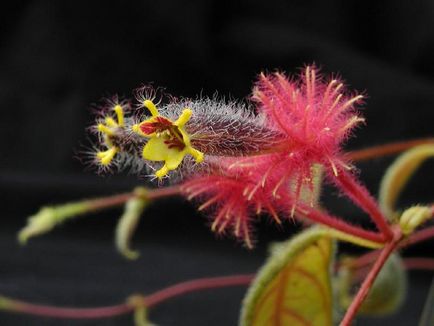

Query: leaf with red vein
(240, 227), (335, 326)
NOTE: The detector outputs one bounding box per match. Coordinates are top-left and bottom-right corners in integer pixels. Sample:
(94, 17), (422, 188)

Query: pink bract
(184, 66), (392, 247)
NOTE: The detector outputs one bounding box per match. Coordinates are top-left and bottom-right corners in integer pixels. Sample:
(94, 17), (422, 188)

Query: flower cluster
(88, 66), (389, 247)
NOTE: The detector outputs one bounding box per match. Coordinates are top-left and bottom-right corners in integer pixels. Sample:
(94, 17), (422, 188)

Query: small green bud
(399, 205), (432, 235)
(18, 202), (91, 244)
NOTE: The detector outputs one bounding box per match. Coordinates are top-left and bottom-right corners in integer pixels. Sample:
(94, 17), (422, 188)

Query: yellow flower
(132, 100), (204, 178)
(96, 104), (125, 166)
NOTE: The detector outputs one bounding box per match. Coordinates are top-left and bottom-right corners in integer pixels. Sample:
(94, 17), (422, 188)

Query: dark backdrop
(1, 1), (434, 325)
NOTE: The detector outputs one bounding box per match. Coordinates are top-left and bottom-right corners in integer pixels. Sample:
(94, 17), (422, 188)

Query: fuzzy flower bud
(88, 88), (283, 179)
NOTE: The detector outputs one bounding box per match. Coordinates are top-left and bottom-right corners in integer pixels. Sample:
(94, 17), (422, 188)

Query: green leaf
(240, 227), (335, 326)
(337, 253), (407, 316)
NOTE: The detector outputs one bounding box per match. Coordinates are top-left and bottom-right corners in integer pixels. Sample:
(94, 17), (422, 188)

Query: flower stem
(144, 274), (254, 307)
(0, 274), (254, 320)
(87, 185), (182, 211)
(334, 170), (394, 241)
(347, 138), (434, 162)
(18, 185), (183, 244)
(404, 258), (434, 271)
(296, 203), (386, 244)
(339, 228), (402, 326)
(146, 185), (182, 200)
(0, 297), (133, 319)
(345, 250), (379, 270)
(86, 193), (135, 210)
(402, 225), (434, 247)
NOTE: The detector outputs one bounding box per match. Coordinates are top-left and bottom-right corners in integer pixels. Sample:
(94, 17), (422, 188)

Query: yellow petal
(97, 123), (114, 136)
(143, 100), (159, 117)
(166, 149), (187, 170)
(142, 137), (172, 161)
(97, 147), (118, 165)
(179, 128), (191, 146)
(188, 147), (204, 163)
(105, 117), (118, 127)
(155, 164), (170, 178)
(113, 105), (124, 126)
(174, 108), (192, 127)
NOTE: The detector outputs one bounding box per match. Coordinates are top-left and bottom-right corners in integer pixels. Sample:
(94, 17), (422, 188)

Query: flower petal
(142, 137), (171, 161)
(166, 149), (187, 170)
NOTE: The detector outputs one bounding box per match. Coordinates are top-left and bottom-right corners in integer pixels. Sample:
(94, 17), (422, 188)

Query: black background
(1, 1), (434, 325)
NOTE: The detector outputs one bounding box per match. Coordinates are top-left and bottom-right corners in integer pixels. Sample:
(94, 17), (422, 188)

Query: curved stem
(347, 138), (434, 162)
(144, 274), (254, 307)
(0, 298), (133, 319)
(402, 225), (434, 247)
(0, 274), (254, 320)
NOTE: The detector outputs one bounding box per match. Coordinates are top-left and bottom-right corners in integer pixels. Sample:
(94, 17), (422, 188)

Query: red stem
(7, 301), (133, 319)
(340, 229), (402, 326)
(88, 193), (135, 211)
(404, 258), (434, 271)
(344, 223), (434, 272)
(296, 203), (386, 244)
(402, 226), (434, 247)
(347, 138), (434, 162)
(1, 274), (254, 320)
(146, 185), (182, 200)
(344, 250), (380, 270)
(334, 169), (393, 241)
(144, 274), (254, 307)
(87, 185), (182, 211)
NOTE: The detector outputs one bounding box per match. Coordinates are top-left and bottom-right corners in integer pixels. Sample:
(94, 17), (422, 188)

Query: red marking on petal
(164, 138), (185, 150)
(139, 122), (157, 135)
(139, 116), (173, 135)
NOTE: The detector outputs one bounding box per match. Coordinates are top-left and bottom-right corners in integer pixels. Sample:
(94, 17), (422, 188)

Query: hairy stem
(296, 203), (386, 244)
(334, 169), (393, 241)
